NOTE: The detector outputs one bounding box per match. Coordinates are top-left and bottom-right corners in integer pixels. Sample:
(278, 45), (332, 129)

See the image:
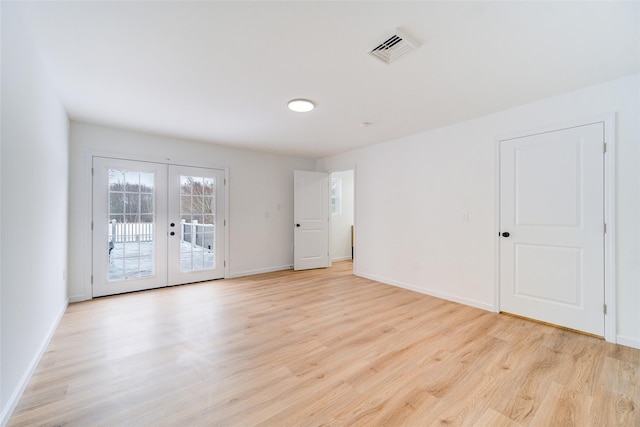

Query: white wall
(317, 74), (640, 348)
(68, 122), (315, 300)
(331, 170), (354, 261)
(1, 4), (70, 424)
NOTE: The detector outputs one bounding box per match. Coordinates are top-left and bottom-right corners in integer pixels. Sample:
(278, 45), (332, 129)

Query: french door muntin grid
(179, 175), (217, 272)
(107, 171), (220, 280)
(108, 169), (156, 281)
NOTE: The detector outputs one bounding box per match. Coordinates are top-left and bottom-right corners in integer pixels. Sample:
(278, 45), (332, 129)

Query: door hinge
(224, 260), (226, 267)
(603, 304), (607, 315)
(603, 143), (607, 153)
(91, 275), (93, 284)
(224, 219), (226, 226)
(224, 179), (226, 185)
(91, 221), (94, 231)
(91, 167), (94, 176)
(604, 223), (607, 234)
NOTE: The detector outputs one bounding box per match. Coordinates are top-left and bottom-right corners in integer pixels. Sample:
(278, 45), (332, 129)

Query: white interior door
(294, 170), (330, 270)
(93, 158), (225, 297)
(499, 123), (605, 336)
(92, 158), (168, 297)
(167, 165), (225, 285)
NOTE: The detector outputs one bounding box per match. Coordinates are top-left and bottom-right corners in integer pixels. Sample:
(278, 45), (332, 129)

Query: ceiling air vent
(370, 29), (420, 64)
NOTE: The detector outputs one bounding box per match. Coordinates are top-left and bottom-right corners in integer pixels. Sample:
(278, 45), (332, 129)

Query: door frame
(328, 168), (357, 270)
(81, 150), (230, 300)
(494, 113), (616, 343)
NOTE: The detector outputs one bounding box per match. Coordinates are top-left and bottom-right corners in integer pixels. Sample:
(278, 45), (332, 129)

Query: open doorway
(330, 170), (355, 266)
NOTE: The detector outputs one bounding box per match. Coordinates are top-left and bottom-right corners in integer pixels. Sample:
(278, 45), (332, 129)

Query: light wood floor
(9, 261), (639, 426)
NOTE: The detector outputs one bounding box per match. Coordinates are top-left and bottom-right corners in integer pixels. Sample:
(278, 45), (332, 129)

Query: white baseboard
(616, 335), (640, 350)
(227, 264), (293, 279)
(1, 299), (68, 427)
(69, 294), (89, 303)
(331, 256), (352, 262)
(355, 272), (495, 312)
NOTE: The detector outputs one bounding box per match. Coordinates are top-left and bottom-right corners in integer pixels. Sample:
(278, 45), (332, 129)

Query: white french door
(92, 158), (225, 297)
(499, 123), (605, 336)
(167, 165), (225, 285)
(92, 158), (168, 296)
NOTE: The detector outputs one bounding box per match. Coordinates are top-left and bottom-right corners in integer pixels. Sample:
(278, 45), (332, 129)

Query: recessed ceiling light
(287, 98), (315, 113)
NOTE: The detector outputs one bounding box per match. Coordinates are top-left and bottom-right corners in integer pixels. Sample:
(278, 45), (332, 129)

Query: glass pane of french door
(168, 165), (225, 285)
(179, 175), (215, 272)
(92, 157), (168, 297)
(108, 169), (156, 280)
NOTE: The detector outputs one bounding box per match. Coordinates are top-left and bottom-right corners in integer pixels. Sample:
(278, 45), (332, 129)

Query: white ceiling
(13, 1), (640, 158)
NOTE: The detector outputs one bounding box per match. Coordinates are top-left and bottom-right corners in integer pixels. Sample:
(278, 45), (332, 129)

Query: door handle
(501, 232), (510, 238)
(170, 231), (175, 236)
(170, 222), (175, 227)
(296, 224), (301, 227)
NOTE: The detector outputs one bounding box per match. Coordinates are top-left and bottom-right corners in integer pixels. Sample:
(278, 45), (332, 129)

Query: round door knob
(501, 232), (510, 238)
(170, 222), (175, 227)
(170, 231), (175, 236)
(296, 224), (301, 227)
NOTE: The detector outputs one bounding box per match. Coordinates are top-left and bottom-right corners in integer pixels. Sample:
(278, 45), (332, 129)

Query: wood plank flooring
(8, 261), (639, 426)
